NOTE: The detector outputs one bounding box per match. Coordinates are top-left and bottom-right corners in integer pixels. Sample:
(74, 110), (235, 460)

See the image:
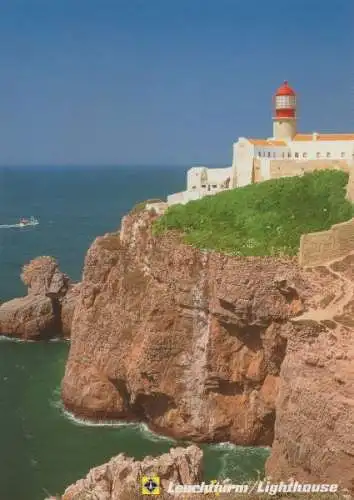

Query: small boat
(19, 216), (39, 227)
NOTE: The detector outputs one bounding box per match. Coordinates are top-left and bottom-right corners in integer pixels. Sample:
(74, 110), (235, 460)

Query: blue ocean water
(0, 165), (187, 301)
(0, 166), (269, 500)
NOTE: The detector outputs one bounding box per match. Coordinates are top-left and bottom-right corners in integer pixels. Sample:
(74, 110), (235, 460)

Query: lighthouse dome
(275, 80), (296, 97)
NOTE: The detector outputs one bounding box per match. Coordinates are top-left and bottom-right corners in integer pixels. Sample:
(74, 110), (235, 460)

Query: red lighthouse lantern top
(274, 81), (297, 119)
(275, 80), (296, 97)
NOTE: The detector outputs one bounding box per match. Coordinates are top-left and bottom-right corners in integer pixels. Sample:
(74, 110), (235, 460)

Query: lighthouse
(273, 81), (297, 140)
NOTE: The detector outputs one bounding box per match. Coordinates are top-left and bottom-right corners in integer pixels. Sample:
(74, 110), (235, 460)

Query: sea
(0, 166), (269, 500)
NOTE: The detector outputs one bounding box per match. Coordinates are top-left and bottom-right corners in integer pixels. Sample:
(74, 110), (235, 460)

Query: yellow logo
(141, 475), (160, 495)
(211, 480), (220, 496)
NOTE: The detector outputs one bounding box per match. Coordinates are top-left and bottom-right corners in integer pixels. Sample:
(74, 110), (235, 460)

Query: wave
(208, 442), (270, 452)
(0, 221), (39, 229)
(62, 408), (176, 442)
(0, 335), (36, 343)
(0, 224), (25, 229)
(51, 394), (176, 442)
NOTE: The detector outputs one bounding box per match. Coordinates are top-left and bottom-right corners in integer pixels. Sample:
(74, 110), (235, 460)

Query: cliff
(61, 203), (354, 491)
(266, 254), (354, 492)
(0, 256), (80, 340)
(62, 206), (304, 445)
(60, 445), (202, 500)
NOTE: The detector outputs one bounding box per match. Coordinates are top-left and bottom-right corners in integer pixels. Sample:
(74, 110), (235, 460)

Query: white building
(168, 81), (354, 205)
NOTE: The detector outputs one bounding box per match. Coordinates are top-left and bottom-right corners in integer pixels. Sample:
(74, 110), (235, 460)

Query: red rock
(61, 209), (302, 445)
(61, 445), (203, 500)
(61, 208), (354, 491)
(0, 256), (79, 339)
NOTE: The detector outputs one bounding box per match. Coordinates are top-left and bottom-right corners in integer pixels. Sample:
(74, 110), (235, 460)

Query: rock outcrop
(0, 256), (79, 340)
(60, 445), (202, 500)
(62, 208), (304, 445)
(61, 205), (354, 491)
(266, 254), (354, 493)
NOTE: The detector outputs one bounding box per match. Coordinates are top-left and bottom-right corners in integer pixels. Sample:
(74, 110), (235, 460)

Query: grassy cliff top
(153, 170), (354, 257)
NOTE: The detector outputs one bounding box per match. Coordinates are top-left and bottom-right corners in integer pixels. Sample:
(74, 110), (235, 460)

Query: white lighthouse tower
(273, 80), (297, 140)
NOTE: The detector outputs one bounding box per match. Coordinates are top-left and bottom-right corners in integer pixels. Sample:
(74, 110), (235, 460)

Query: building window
(295, 152), (299, 158)
(273, 152), (276, 158)
(288, 152), (292, 158)
(303, 152), (308, 158)
(212, 184), (217, 188)
(316, 152), (321, 158)
(258, 152), (262, 157)
(268, 152), (271, 158)
(201, 184), (206, 188)
(326, 152), (331, 158)
(341, 152), (345, 158)
(192, 185), (196, 189)
(282, 152), (285, 158)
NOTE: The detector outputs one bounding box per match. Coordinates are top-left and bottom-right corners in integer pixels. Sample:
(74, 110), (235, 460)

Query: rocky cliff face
(62, 207), (304, 445)
(266, 254), (354, 492)
(61, 206), (354, 490)
(0, 256), (79, 339)
(60, 445), (202, 500)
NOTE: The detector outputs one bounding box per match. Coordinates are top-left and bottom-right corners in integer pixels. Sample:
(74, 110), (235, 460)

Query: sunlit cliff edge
(1, 170), (353, 496)
(60, 170), (354, 493)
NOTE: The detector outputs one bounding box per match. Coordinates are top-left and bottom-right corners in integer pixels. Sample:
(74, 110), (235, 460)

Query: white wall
(187, 167), (208, 190)
(273, 119), (296, 140)
(233, 138), (255, 187)
(167, 190), (203, 205)
(206, 167), (233, 187)
(259, 158), (271, 180)
(288, 140), (354, 160)
(186, 166), (232, 192)
(254, 146), (290, 159)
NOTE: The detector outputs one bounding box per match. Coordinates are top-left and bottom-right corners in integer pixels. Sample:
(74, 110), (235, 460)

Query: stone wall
(346, 167), (354, 202)
(269, 159), (350, 180)
(253, 159), (262, 183)
(299, 217), (354, 267)
(252, 159), (352, 185)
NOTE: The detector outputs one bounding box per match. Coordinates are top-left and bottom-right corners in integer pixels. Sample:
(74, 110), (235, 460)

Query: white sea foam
(0, 223), (37, 229)
(51, 395), (176, 442)
(209, 442), (270, 452)
(0, 335), (35, 343)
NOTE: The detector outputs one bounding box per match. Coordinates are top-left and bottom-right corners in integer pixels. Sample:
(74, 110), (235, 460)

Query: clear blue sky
(0, 0), (352, 166)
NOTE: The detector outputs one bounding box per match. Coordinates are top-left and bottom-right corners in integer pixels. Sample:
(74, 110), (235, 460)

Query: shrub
(153, 170), (354, 257)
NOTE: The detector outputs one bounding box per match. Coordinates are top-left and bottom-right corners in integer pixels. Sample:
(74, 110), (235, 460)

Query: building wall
(187, 166), (232, 192)
(187, 167), (208, 190)
(253, 140), (354, 162)
(288, 139), (354, 160)
(167, 190), (203, 205)
(273, 119), (296, 140)
(254, 145), (290, 159)
(269, 159), (352, 180)
(299, 217), (354, 267)
(253, 158), (272, 183)
(346, 168), (354, 202)
(232, 139), (255, 187)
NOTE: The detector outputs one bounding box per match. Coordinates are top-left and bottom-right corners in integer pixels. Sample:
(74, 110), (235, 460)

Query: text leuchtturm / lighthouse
(168, 81), (354, 205)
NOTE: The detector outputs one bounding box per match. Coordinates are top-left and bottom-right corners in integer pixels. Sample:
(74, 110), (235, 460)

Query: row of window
(191, 184), (218, 190)
(257, 151), (354, 159)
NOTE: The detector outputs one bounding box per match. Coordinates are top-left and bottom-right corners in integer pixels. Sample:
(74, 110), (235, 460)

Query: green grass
(153, 170), (354, 257)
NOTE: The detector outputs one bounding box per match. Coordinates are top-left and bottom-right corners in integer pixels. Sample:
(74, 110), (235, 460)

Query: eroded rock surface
(0, 256), (79, 339)
(62, 209), (304, 445)
(266, 254), (354, 493)
(61, 445), (202, 500)
(61, 207), (354, 490)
